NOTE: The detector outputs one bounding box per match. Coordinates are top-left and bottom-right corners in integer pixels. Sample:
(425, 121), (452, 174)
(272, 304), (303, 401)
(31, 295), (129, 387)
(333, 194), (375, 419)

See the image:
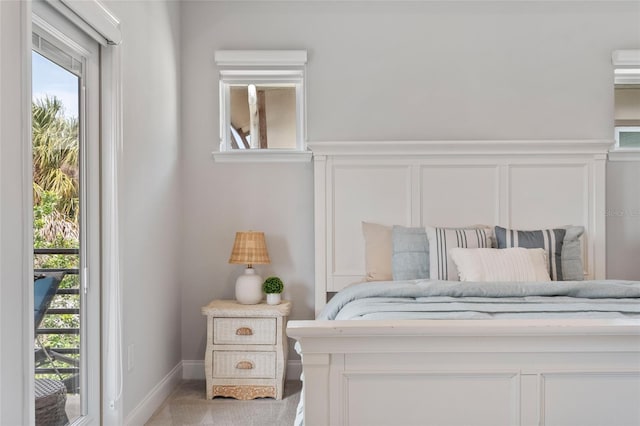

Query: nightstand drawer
(213, 317), (276, 345)
(213, 351), (276, 378)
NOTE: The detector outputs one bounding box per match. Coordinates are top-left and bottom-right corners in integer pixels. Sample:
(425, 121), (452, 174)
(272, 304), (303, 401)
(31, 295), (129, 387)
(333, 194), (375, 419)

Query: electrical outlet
(128, 344), (134, 371)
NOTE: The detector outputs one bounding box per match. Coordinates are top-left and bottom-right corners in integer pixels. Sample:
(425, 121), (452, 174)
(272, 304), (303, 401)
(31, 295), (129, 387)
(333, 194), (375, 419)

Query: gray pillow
(561, 225), (585, 281)
(391, 226), (429, 281)
(495, 226), (584, 281)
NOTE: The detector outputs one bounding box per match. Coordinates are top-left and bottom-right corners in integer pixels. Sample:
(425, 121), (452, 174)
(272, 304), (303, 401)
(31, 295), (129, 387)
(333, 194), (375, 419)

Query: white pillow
(362, 222), (393, 281)
(449, 247), (551, 282)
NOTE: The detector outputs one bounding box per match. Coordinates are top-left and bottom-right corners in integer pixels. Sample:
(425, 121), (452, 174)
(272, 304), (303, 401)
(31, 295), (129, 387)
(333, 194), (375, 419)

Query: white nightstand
(201, 299), (291, 400)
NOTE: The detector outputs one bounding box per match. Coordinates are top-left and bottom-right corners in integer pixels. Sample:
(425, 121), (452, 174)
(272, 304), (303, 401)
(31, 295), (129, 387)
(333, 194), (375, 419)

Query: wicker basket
(35, 379), (69, 426)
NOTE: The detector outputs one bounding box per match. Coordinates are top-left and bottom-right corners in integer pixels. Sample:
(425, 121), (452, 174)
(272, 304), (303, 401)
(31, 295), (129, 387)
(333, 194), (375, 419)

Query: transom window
(213, 50), (311, 162)
(611, 49), (640, 160)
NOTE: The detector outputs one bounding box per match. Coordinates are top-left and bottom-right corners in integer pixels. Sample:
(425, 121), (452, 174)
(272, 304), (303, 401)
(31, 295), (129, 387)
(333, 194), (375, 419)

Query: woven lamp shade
(229, 231), (271, 265)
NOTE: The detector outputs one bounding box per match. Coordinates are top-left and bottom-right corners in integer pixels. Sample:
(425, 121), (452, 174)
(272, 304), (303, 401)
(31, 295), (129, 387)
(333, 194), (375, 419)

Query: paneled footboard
(287, 319), (640, 426)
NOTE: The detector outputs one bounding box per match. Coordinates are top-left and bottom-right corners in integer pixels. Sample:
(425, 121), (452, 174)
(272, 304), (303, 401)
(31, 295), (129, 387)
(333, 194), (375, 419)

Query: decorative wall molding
(311, 140), (609, 314)
(214, 50), (307, 67)
(308, 140), (613, 157)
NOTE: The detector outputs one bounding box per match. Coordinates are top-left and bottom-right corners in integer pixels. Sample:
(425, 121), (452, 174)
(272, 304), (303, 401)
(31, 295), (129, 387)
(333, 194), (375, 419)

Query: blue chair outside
(34, 273), (70, 425)
(34, 273), (64, 333)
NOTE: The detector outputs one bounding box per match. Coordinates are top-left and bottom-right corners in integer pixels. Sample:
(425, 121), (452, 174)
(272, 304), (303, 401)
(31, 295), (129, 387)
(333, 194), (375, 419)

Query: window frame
(32, 6), (102, 424)
(610, 50), (640, 162)
(213, 50), (311, 163)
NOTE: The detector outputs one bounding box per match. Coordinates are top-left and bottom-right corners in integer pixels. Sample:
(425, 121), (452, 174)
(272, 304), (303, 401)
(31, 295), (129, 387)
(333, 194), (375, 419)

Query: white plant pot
(266, 293), (281, 305)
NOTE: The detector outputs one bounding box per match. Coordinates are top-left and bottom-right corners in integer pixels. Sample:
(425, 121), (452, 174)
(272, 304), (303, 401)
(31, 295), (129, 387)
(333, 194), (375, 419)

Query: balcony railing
(34, 248), (80, 393)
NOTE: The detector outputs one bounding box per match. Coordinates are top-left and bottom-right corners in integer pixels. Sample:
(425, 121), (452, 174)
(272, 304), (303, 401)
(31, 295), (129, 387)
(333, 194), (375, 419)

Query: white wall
(607, 161), (640, 280)
(103, 0), (182, 419)
(180, 0), (640, 362)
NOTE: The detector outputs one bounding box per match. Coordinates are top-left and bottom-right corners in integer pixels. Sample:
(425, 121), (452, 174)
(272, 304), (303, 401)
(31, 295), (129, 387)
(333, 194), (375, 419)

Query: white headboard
(309, 140), (612, 315)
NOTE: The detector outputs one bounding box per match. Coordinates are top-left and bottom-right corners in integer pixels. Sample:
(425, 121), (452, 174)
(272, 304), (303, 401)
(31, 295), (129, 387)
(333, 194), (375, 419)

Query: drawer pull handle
(236, 361), (254, 370)
(236, 327), (253, 336)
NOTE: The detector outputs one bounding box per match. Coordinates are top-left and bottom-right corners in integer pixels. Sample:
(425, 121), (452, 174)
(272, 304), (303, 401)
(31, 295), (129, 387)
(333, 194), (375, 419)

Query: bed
(286, 140), (640, 426)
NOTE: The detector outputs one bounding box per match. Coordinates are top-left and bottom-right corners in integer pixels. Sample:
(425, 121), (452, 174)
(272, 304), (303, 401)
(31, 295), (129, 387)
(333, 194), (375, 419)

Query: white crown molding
(215, 50), (307, 67)
(307, 140), (614, 157)
(613, 49), (640, 84)
(212, 149), (312, 163)
(612, 49), (640, 67)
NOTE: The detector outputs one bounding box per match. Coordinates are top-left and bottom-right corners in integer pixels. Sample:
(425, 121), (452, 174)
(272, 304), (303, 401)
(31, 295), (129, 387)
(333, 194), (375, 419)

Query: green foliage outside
(33, 97), (80, 380)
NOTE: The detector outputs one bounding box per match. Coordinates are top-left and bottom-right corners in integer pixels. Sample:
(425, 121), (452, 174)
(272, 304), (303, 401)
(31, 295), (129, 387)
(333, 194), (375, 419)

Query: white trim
(610, 127), (640, 161)
(614, 70), (640, 85)
(612, 49), (640, 67)
(101, 42), (124, 425)
(308, 140), (613, 157)
(58, 0), (121, 45)
(215, 50), (307, 67)
(220, 69), (304, 81)
(123, 362), (182, 426)
(612, 49), (640, 85)
(213, 150), (312, 163)
(21, 2), (35, 424)
(181, 359), (303, 382)
(609, 150), (640, 161)
(181, 360), (204, 380)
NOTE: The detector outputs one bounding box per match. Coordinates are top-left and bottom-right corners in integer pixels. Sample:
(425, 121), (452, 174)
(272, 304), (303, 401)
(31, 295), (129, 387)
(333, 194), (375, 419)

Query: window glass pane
(619, 130), (640, 148)
(230, 85), (297, 150)
(32, 49), (81, 424)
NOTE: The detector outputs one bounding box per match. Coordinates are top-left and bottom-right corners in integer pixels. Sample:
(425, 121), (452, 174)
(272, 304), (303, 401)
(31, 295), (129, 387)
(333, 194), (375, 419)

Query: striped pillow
(426, 226), (493, 281)
(494, 226), (566, 281)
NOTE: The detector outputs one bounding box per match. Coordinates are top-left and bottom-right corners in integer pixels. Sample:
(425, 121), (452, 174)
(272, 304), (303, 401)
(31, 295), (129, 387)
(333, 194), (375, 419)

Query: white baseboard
(181, 359), (204, 380)
(181, 359), (302, 381)
(124, 362), (182, 426)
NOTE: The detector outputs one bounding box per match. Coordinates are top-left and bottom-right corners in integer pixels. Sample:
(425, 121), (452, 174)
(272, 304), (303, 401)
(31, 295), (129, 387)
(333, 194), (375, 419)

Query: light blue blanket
(318, 279), (640, 320)
(295, 279), (640, 426)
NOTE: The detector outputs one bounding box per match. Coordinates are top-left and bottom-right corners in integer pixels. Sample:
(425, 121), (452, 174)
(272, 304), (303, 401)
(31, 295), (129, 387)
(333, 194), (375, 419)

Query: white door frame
(1, 1), (123, 424)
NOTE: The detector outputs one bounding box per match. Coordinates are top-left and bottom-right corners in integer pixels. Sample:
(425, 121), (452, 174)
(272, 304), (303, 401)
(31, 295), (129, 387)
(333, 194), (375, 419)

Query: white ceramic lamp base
(235, 268), (263, 304)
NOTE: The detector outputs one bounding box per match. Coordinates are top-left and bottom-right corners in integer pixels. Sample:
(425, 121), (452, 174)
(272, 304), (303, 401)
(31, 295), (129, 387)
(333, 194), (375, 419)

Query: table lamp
(229, 231), (270, 304)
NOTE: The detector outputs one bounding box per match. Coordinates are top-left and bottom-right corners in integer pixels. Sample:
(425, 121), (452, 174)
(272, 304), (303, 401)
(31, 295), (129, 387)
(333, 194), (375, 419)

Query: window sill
(212, 149), (312, 163)
(608, 149), (640, 162)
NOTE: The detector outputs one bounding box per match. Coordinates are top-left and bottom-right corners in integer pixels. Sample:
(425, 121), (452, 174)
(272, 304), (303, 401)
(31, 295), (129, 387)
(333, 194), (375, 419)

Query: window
(615, 126), (640, 149)
(611, 50), (640, 161)
(213, 50), (311, 162)
(32, 4), (101, 423)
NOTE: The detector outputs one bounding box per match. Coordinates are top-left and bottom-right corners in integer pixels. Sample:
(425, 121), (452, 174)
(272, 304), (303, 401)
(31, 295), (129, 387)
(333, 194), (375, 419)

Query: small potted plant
(262, 276), (284, 305)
